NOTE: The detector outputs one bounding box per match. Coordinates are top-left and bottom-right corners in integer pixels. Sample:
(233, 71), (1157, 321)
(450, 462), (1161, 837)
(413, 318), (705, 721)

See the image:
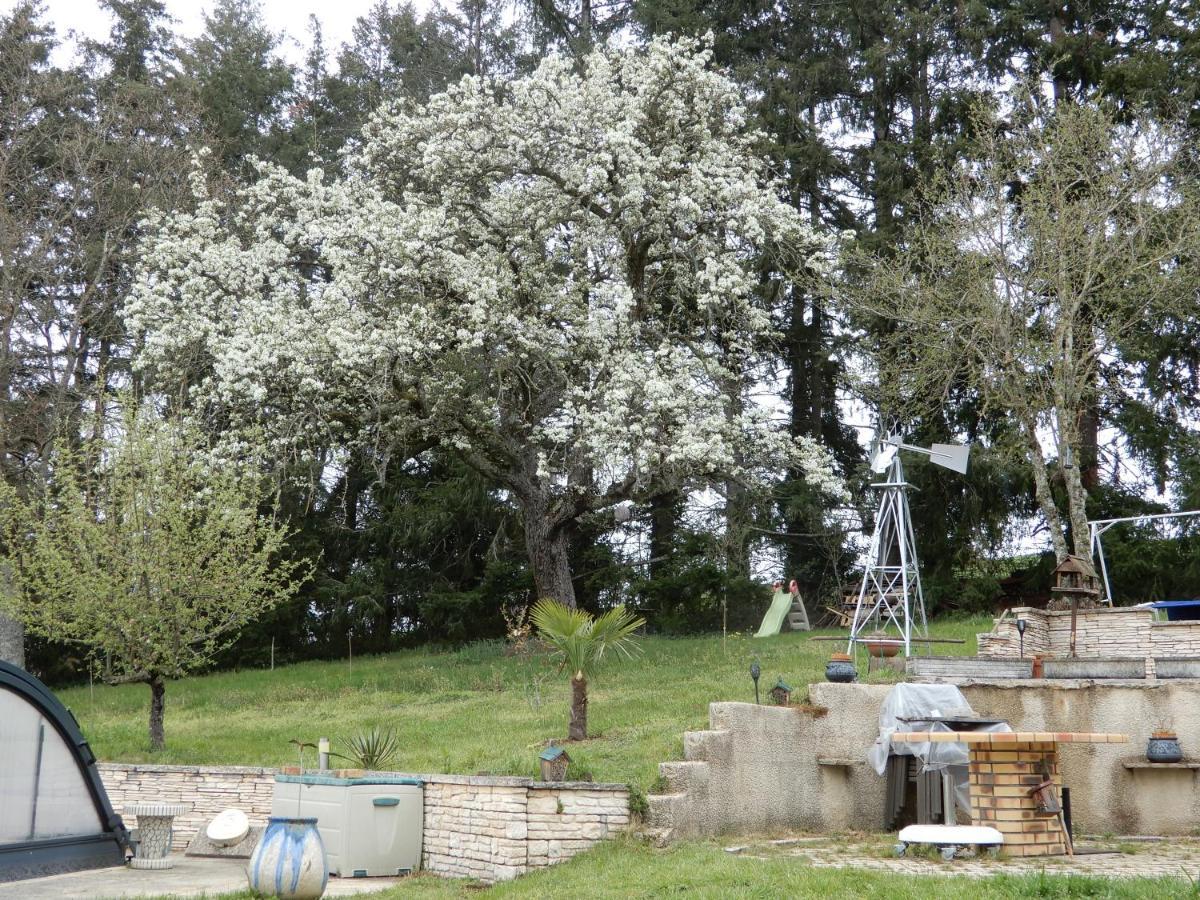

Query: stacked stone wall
(977, 606), (1200, 660)
(98, 764), (628, 883)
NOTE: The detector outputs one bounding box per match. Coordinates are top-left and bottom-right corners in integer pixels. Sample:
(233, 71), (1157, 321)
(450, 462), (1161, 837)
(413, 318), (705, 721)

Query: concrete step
(682, 729), (731, 762)
(659, 760), (709, 795)
(645, 792), (686, 828)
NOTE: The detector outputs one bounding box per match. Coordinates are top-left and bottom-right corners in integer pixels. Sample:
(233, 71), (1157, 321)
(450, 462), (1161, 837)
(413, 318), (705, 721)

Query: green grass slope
(61, 618), (989, 790)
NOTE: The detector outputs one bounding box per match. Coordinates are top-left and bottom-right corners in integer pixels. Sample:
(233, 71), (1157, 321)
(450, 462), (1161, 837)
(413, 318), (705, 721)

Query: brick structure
(978, 606), (1200, 661)
(967, 740), (1066, 856)
(99, 764), (629, 883)
(891, 731), (1128, 858)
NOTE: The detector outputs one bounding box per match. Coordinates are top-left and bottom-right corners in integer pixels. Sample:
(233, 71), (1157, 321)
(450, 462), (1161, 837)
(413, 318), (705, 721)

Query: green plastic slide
(754, 589), (793, 638)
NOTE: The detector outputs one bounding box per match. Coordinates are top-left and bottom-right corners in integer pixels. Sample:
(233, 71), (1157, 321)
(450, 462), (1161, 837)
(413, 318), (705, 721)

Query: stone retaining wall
(99, 764), (629, 883)
(978, 605), (1200, 660)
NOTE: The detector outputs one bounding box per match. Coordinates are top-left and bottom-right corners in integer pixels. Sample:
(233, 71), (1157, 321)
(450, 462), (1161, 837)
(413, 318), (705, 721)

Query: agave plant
(332, 727), (403, 771)
(529, 600), (645, 741)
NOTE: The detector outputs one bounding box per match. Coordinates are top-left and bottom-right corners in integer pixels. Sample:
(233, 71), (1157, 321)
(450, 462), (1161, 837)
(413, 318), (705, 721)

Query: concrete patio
(0, 857), (411, 899)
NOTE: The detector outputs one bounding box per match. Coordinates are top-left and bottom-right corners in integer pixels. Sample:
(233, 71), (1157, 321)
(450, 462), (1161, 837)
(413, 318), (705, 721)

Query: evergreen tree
(179, 0), (294, 169)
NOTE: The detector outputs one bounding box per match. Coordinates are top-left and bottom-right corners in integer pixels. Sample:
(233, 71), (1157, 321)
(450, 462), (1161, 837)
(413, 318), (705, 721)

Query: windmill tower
(847, 430), (970, 658)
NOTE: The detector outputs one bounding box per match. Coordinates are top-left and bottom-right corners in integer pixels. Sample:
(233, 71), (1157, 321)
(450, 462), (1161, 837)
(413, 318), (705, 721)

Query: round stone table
(126, 802), (193, 869)
(890, 731), (1128, 857)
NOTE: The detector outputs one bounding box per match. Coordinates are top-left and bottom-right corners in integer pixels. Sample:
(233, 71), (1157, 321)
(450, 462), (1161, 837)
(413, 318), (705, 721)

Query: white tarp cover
(868, 683), (1012, 819)
(868, 683), (1012, 775)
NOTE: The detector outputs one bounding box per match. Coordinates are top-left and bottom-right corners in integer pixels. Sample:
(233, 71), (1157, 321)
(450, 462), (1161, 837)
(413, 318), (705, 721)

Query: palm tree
(530, 599), (645, 741)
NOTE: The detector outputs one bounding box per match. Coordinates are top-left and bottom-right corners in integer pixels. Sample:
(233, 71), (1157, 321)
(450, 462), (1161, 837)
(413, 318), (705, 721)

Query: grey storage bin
(271, 774), (423, 877)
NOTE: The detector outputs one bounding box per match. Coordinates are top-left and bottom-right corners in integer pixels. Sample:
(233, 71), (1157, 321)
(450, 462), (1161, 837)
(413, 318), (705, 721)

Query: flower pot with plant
(825, 653), (857, 683)
(1147, 725), (1183, 763)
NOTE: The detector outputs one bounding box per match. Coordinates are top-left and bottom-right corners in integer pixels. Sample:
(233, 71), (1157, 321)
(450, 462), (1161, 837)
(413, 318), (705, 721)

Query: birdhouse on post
(539, 745), (570, 781)
(1050, 555), (1101, 657)
(768, 677), (793, 706)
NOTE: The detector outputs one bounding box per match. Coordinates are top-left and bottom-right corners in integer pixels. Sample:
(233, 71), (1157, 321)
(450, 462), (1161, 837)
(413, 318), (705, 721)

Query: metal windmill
(847, 429), (971, 658)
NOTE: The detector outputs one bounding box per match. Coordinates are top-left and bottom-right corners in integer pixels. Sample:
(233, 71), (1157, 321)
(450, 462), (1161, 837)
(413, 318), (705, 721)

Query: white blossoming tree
(127, 38), (840, 607)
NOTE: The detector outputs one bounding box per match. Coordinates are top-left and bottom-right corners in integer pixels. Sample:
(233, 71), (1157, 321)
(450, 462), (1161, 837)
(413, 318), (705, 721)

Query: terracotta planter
(825, 653), (857, 683)
(863, 633), (901, 658)
(247, 817), (328, 899)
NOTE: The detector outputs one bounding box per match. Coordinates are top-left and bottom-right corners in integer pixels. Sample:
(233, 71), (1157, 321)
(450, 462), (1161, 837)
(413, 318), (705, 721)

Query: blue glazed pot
(1147, 736), (1183, 763)
(825, 656), (857, 683)
(247, 817), (328, 899)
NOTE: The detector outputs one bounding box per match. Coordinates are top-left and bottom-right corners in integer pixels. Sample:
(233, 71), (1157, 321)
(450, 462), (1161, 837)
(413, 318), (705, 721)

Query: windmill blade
(928, 442), (970, 474)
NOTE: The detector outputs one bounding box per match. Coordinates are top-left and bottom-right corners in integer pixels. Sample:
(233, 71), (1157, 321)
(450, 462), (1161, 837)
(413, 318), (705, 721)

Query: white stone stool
(127, 802), (192, 869)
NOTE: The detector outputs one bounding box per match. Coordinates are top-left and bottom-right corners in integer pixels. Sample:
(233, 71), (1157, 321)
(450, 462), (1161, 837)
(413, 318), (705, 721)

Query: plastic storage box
(271, 774), (423, 877)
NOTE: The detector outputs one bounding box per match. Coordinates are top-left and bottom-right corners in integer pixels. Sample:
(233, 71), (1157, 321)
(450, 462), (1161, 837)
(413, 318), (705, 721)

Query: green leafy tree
(0, 407), (312, 750)
(530, 599), (643, 741)
(846, 97), (1200, 564)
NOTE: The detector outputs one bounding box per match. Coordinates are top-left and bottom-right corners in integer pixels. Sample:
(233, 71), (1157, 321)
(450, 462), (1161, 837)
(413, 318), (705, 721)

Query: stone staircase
(644, 728), (732, 846)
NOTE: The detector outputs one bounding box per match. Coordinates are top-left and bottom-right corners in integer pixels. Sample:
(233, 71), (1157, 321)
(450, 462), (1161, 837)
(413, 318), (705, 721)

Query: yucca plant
(530, 599), (645, 741)
(332, 727), (403, 771)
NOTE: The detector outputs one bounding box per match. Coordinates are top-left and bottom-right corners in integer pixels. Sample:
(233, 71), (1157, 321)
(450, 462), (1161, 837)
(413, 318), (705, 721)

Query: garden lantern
(539, 746), (571, 781)
(1016, 619), (1026, 658)
(769, 677), (792, 706)
(750, 661), (761, 704)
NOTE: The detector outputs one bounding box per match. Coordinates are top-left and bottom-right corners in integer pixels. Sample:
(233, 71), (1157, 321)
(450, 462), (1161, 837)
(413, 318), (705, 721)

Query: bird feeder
(1050, 555), (1101, 657)
(768, 677), (793, 706)
(538, 746), (570, 781)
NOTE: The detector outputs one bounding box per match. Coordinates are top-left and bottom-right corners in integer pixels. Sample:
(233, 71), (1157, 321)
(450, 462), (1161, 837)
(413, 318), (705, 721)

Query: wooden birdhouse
(1049, 555), (1100, 609)
(539, 746), (570, 781)
(768, 677), (793, 706)
(1050, 555), (1101, 657)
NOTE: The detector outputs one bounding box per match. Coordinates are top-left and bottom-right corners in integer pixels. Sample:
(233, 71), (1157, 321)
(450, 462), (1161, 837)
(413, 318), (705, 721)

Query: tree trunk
(648, 490), (681, 617)
(1060, 437), (1093, 560)
(1020, 413), (1069, 563)
(568, 673), (588, 741)
(0, 611), (22, 668)
(148, 676), (166, 752)
(523, 507), (576, 608)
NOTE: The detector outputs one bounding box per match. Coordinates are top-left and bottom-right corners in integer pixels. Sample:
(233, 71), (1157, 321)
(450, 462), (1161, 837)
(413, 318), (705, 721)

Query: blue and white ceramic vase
(247, 817), (328, 899)
(825, 653), (857, 683)
(1147, 735), (1183, 763)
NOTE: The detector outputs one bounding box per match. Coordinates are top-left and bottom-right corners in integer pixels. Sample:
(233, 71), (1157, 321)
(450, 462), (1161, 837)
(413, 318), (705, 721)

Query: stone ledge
(99, 762), (276, 776)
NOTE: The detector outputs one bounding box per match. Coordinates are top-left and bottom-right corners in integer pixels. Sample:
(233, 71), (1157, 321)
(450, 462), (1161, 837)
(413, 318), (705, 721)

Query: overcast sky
(4, 0), (434, 64)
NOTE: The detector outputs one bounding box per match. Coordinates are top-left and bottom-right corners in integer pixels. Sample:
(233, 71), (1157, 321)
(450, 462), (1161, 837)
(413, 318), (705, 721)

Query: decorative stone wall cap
(891, 730), (1128, 744)
(100, 762), (276, 776)
(526, 781), (629, 792)
(274, 773), (423, 787)
(125, 802), (193, 816)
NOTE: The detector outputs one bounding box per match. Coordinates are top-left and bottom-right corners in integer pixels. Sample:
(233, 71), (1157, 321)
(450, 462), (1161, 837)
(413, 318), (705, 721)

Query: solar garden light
(1016, 618), (1027, 658)
(750, 660), (761, 704)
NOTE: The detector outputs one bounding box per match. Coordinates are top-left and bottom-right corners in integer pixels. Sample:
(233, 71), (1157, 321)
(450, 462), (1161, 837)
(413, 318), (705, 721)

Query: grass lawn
(59, 618), (990, 790)
(152, 838), (1200, 899)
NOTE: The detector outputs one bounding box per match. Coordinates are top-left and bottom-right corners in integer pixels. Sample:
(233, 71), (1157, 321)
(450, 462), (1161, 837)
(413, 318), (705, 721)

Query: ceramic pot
(247, 817), (328, 899)
(825, 654), (857, 683)
(1147, 736), (1183, 763)
(863, 633), (901, 658)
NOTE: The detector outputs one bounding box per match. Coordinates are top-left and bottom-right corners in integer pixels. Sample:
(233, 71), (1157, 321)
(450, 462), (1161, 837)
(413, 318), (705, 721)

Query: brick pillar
(968, 740), (1068, 857)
